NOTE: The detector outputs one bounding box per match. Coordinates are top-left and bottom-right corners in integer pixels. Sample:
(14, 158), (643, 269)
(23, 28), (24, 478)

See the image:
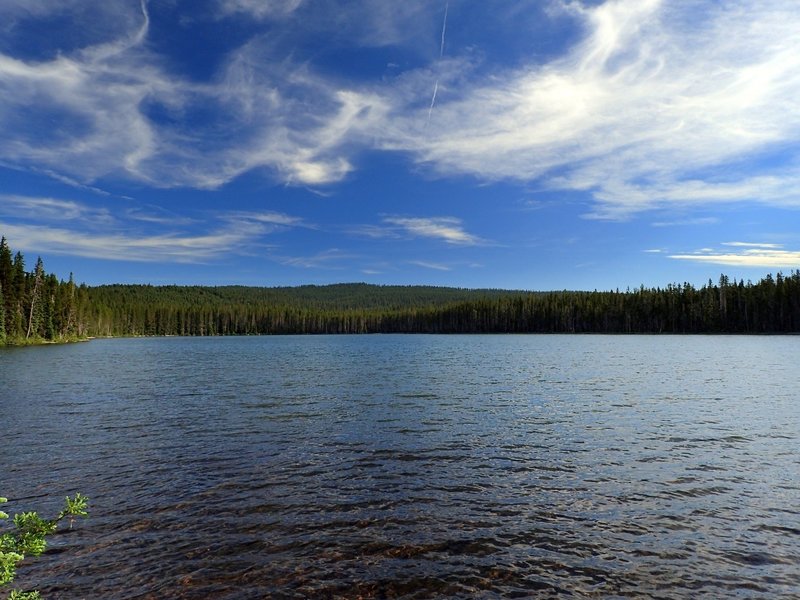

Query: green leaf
(12, 513), (56, 557)
(61, 494), (89, 519)
(1, 550), (24, 585)
(9, 590), (42, 600)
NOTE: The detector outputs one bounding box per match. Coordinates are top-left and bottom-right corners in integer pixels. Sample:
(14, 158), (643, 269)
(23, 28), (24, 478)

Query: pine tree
(0, 237), (12, 338)
(11, 252), (26, 339)
(43, 273), (57, 339)
(26, 257), (45, 339)
(65, 273), (77, 338)
(0, 282), (6, 345)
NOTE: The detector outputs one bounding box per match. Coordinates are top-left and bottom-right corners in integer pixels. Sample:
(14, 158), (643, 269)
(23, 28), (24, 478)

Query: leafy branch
(1, 495), (88, 599)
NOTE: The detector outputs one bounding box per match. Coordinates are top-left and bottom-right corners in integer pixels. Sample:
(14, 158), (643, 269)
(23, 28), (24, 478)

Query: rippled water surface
(2, 335), (799, 598)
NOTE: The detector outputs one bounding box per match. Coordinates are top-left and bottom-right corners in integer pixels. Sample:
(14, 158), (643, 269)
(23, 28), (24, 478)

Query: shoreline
(5, 331), (798, 348)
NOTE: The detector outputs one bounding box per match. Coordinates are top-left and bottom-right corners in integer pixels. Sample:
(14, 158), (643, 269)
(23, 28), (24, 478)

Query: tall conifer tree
(0, 237), (12, 337)
(11, 251), (26, 339)
(27, 257), (45, 339)
(0, 282), (6, 345)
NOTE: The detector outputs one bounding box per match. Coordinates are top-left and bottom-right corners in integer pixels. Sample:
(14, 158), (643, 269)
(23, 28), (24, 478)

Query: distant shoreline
(7, 331), (799, 349)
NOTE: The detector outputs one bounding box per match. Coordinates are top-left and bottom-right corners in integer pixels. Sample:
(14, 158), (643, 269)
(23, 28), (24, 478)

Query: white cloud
(0, 221), (260, 263)
(349, 216), (484, 245)
(0, 3), (388, 189)
(383, 216), (484, 246)
(28, 169), (112, 196)
(0, 194), (112, 224)
(2, 0), (800, 219)
(0, 0), (166, 183)
(250, 212), (304, 226)
(124, 206), (197, 226)
(348, 224), (402, 240)
(137, 50), (389, 188)
(669, 243), (800, 268)
(652, 217), (720, 227)
(223, 211), (307, 227)
(382, 0), (800, 217)
(409, 260), (451, 271)
(277, 248), (357, 268)
(0, 195), (307, 263)
(218, 0), (304, 20)
(721, 241), (783, 249)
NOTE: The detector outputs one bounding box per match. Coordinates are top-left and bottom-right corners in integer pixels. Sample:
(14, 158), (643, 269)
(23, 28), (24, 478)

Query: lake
(1, 335), (799, 598)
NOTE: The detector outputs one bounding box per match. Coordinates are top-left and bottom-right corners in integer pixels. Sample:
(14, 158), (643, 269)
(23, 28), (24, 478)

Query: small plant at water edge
(1, 494), (89, 599)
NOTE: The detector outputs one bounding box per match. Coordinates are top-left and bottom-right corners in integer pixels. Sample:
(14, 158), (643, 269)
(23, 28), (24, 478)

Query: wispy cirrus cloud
(124, 206), (197, 226)
(0, 195), (306, 263)
(222, 211), (310, 228)
(22, 168), (113, 196)
(382, 216), (485, 246)
(0, 222), (257, 263)
(218, 0), (304, 20)
(2, 0), (800, 223)
(721, 241), (783, 249)
(348, 224), (402, 240)
(669, 242), (800, 268)
(349, 216), (485, 246)
(0, 1), (164, 183)
(0, 194), (113, 224)
(652, 217), (720, 227)
(384, 0), (800, 218)
(0, 1), (386, 189)
(276, 248), (357, 269)
(409, 260), (451, 271)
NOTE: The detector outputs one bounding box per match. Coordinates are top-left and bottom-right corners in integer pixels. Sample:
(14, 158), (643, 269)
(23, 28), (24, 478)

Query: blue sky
(1, 0), (799, 290)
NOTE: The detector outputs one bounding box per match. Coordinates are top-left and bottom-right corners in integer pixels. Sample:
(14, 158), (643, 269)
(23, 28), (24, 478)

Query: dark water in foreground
(1, 335), (799, 599)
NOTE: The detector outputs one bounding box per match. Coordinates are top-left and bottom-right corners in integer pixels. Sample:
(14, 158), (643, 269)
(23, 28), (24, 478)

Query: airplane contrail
(134, 0), (150, 46)
(427, 79), (439, 128)
(440, 2), (449, 58)
(427, 3), (449, 129)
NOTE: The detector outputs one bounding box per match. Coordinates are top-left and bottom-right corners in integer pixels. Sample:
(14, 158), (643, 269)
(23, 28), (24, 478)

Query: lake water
(1, 335), (799, 598)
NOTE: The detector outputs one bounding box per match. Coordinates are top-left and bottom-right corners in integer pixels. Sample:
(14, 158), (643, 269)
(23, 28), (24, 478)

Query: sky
(1, 0), (799, 291)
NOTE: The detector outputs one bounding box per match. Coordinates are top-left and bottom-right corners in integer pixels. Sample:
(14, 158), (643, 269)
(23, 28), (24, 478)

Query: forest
(2, 236), (800, 345)
(0, 237), (87, 345)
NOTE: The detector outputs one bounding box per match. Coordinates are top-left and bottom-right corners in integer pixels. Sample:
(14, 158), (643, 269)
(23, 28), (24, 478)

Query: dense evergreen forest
(0, 237), (87, 345)
(2, 236), (800, 345)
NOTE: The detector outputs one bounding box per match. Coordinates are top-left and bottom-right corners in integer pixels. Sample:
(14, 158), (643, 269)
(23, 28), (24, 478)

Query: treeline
(83, 284), (528, 336)
(84, 274), (800, 337)
(2, 236), (800, 345)
(0, 237), (88, 345)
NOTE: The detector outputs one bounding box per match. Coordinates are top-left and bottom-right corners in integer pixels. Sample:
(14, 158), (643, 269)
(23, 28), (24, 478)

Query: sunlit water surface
(2, 335), (799, 598)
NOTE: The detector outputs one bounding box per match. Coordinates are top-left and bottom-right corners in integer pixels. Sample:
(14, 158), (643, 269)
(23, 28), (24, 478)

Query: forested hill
(84, 284), (533, 336)
(84, 276), (800, 336)
(88, 283), (524, 312)
(2, 236), (800, 344)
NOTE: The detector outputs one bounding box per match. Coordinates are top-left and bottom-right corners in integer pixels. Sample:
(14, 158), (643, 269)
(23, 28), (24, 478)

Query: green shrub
(1, 495), (88, 599)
